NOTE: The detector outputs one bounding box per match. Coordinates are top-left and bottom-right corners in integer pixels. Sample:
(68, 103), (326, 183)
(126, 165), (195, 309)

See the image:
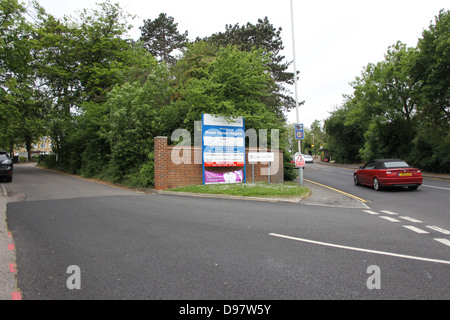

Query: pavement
(0, 186), (17, 300)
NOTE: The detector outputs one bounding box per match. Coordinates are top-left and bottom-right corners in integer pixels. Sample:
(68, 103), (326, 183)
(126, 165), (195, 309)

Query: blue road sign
(295, 123), (304, 140)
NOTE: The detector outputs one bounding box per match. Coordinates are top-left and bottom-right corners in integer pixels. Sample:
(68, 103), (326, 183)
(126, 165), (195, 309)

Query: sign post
(295, 124), (304, 141)
(295, 154), (305, 186)
(248, 152), (275, 184)
(291, 0), (303, 187)
(295, 124), (305, 186)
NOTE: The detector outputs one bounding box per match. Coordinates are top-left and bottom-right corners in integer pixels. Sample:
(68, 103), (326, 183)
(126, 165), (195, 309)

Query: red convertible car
(353, 159), (422, 191)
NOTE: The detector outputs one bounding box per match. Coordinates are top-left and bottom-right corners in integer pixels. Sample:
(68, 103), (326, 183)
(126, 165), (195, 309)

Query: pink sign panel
(205, 170), (244, 185)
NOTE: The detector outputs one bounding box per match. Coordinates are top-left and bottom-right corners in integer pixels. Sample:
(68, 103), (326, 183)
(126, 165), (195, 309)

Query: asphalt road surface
(3, 164), (450, 300)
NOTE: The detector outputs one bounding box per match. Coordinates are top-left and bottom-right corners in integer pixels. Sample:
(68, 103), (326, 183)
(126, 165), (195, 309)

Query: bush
(283, 150), (297, 181)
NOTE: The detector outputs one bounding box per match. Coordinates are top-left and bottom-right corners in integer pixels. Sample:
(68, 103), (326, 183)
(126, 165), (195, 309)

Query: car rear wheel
(373, 177), (382, 191)
(353, 174), (360, 186)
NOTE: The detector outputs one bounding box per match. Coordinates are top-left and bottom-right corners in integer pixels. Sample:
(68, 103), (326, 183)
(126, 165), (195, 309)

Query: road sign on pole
(295, 154), (305, 168)
(291, 0), (304, 186)
(295, 123), (304, 140)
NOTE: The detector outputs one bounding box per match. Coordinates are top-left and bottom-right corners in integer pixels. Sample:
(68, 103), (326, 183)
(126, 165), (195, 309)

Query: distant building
(15, 137), (53, 157)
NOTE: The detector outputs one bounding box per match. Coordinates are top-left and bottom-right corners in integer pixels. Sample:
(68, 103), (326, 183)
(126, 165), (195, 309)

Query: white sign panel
(203, 114), (244, 127)
(248, 152), (275, 163)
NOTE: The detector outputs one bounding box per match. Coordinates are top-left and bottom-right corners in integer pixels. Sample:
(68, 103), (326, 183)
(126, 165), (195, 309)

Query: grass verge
(169, 182), (310, 198)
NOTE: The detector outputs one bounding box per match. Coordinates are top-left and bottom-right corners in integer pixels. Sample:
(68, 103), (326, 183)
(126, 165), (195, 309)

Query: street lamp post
(290, 0), (303, 186)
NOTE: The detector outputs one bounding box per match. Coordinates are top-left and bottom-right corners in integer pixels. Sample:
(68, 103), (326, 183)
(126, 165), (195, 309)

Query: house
(15, 136), (53, 158)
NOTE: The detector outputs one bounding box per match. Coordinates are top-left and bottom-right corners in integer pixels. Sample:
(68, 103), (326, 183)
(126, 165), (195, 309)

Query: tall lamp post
(290, 0), (303, 186)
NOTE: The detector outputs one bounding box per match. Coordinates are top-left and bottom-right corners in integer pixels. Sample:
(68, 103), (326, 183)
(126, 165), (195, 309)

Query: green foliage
(0, 0), (48, 159)
(104, 63), (172, 185)
(170, 182), (309, 198)
(206, 17), (301, 114)
(324, 9), (449, 172)
(139, 13), (188, 64)
(283, 149), (297, 181)
(181, 46), (273, 121)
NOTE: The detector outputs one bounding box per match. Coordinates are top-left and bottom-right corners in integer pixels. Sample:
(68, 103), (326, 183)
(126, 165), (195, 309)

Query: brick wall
(154, 136), (284, 190)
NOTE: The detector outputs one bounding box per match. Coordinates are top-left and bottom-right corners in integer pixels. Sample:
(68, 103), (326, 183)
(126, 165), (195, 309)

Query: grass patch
(169, 182), (310, 198)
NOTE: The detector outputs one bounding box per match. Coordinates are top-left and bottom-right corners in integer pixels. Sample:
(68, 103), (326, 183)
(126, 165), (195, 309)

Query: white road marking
(422, 185), (450, 191)
(381, 210), (398, 215)
(379, 216), (401, 222)
(434, 239), (450, 247)
(426, 226), (450, 235)
(400, 216), (423, 223)
(403, 226), (429, 234)
(363, 210), (379, 215)
(269, 233), (450, 265)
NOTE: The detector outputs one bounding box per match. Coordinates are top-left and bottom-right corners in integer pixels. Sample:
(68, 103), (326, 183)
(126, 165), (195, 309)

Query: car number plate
(399, 173), (412, 176)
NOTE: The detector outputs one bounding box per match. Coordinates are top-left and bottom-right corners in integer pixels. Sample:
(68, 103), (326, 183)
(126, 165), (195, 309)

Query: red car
(353, 159), (422, 191)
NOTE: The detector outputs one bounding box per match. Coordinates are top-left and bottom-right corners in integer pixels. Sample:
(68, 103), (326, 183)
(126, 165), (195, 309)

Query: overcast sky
(35, 0), (448, 128)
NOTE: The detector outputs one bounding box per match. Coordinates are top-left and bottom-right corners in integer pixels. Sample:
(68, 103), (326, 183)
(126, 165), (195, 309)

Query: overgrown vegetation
(1, 0), (300, 187)
(2, 0), (448, 191)
(324, 10), (449, 172)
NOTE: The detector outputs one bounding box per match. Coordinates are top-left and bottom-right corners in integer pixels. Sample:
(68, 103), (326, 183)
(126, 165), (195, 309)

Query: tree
(323, 9), (449, 172)
(0, 0), (47, 160)
(139, 13), (188, 64)
(206, 17), (302, 115)
(412, 9), (449, 131)
(408, 9), (450, 172)
(105, 61), (172, 186)
(32, 1), (141, 170)
(355, 42), (420, 160)
(324, 104), (366, 164)
(173, 45), (282, 135)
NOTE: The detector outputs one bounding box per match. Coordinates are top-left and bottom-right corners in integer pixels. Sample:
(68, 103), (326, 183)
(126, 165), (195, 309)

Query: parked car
(353, 159), (422, 191)
(303, 154), (314, 164)
(0, 151), (13, 182)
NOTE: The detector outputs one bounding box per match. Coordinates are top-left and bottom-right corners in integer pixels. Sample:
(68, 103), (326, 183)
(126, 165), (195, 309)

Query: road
(2, 163), (450, 301)
(303, 163), (450, 229)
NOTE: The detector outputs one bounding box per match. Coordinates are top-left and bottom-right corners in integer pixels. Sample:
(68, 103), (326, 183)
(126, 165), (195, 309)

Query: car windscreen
(0, 154), (10, 161)
(383, 161), (410, 168)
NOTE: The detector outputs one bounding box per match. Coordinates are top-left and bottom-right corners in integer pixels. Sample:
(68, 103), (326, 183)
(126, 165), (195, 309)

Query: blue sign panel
(295, 123), (304, 140)
(202, 114), (246, 185)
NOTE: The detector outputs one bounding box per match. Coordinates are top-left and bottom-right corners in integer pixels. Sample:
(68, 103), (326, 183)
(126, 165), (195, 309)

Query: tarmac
(0, 174), (367, 300)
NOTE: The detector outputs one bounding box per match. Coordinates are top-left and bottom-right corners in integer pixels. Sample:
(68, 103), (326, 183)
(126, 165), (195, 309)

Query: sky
(35, 0), (448, 129)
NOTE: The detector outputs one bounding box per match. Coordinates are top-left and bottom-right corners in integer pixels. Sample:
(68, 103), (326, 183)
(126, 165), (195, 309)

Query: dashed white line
(426, 226), (450, 235)
(379, 216), (401, 223)
(434, 239), (450, 247)
(400, 216), (423, 223)
(362, 209), (450, 249)
(403, 226), (429, 234)
(381, 210), (398, 215)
